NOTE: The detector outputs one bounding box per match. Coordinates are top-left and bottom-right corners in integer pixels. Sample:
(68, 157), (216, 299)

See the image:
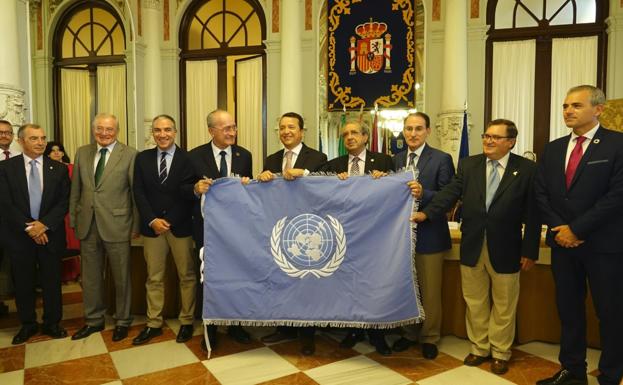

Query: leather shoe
(72, 324), (104, 340)
(536, 369), (588, 385)
(176, 324), (194, 343)
(300, 335), (315, 356)
(422, 343), (438, 359)
(371, 337), (392, 356)
(463, 353), (489, 367)
(227, 326), (251, 344)
(392, 337), (416, 352)
(112, 325), (129, 342)
(491, 358), (509, 374)
(12, 324), (39, 345)
(132, 327), (162, 345)
(261, 330), (297, 343)
(42, 324), (67, 339)
(340, 331), (365, 348)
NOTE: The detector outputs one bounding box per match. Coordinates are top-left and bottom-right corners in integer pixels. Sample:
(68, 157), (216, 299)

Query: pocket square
(586, 159), (608, 165)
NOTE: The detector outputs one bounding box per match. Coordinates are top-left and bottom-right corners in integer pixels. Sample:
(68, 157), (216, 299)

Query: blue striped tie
(158, 152), (168, 184)
(29, 159), (42, 220)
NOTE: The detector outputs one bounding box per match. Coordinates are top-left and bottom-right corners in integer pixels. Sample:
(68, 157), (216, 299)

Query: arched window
(53, 0), (127, 159)
(179, 0), (266, 174)
(485, 0), (607, 157)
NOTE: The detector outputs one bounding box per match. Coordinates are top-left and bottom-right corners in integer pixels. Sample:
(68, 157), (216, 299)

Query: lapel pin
(513, 171), (518, 176)
(235, 152), (240, 157)
(593, 139), (600, 144)
(49, 166), (53, 169)
(371, 158), (375, 162)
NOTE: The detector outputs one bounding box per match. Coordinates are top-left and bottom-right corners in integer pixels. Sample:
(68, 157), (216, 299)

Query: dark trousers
(10, 244), (62, 327)
(551, 248), (623, 385)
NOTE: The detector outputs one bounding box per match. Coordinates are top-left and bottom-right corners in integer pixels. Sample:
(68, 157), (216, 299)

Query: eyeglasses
(0, 131), (14, 137)
(481, 134), (512, 141)
(94, 126), (116, 134)
(212, 124), (237, 134)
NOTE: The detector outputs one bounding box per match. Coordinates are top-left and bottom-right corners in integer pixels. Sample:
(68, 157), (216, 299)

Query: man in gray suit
(70, 113), (138, 342)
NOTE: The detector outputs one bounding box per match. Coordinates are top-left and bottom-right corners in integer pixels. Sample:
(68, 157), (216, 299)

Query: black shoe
(0, 302), (9, 316)
(300, 335), (315, 356)
(72, 324), (104, 340)
(132, 327), (162, 345)
(422, 343), (438, 359)
(536, 369), (588, 385)
(201, 325), (218, 351)
(227, 326), (251, 344)
(12, 324), (39, 345)
(261, 331), (297, 343)
(392, 337), (416, 352)
(463, 353), (490, 367)
(42, 324), (67, 339)
(112, 325), (129, 342)
(371, 337), (392, 356)
(176, 324), (194, 343)
(340, 331), (365, 348)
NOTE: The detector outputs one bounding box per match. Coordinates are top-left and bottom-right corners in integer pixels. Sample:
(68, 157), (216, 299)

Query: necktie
(95, 148), (107, 185)
(284, 150), (293, 171)
(3, 150), (9, 160)
(350, 156), (361, 176)
(219, 150), (228, 178)
(565, 136), (586, 189)
(408, 152), (417, 167)
(29, 159), (42, 220)
(485, 159), (500, 211)
(158, 152), (168, 184)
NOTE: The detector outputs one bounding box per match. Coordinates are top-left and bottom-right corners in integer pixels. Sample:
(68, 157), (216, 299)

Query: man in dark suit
(257, 112), (327, 355)
(188, 109), (253, 349)
(535, 85), (623, 385)
(324, 119), (394, 356)
(413, 119), (540, 374)
(0, 123), (70, 344)
(70, 113), (138, 342)
(392, 112), (455, 359)
(132, 115), (197, 345)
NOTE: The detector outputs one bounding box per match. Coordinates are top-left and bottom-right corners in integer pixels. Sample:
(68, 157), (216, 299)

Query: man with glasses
(0, 120), (19, 316)
(412, 119), (540, 375)
(188, 109), (253, 349)
(70, 113), (138, 342)
(132, 115), (197, 345)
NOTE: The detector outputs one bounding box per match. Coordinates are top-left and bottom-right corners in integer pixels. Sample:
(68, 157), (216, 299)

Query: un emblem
(271, 214), (346, 278)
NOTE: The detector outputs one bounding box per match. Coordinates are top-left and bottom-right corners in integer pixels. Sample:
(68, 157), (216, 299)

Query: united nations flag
(202, 172), (422, 328)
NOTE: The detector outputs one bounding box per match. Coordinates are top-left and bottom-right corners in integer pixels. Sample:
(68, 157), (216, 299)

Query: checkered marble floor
(0, 283), (603, 385)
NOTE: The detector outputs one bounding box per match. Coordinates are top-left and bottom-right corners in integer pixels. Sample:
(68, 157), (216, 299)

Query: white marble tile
(110, 340), (199, 379)
(24, 332), (107, 368)
(416, 365), (515, 385)
(100, 381), (123, 385)
(587, 375), (599, 385)
(203, 347), (299, 385)
(60, 302), (84, 320)
(304, 355), (411, 385)
(437, 335), (471, 361)
(0, 369), (24, 385)
(514, 341), (601, 372)
(352, 341), (376, 355)
(0, 326), (21, 349)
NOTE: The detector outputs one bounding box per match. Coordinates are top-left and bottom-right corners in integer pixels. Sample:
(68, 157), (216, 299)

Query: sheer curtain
(97, 65), (127, 144)
(186, 60), (218, 150)
(549, 36), (597, 140)
(235, 56), (263, 178)
(61, 68), (91, 160)
(491, 40), (536, 155)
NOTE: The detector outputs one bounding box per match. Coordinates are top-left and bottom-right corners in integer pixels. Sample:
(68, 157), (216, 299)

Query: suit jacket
(323, 150), (394, 174)
(0, 156), (70, 254)
(133, 146), (196, 238)
(423, 153), (541, 273)
(535, 126), (623, 253)
(69, 142), (138, 242)
(188, 142), (253, 244)
(263, 143), (327, 173)
(394, 145), (455, 254)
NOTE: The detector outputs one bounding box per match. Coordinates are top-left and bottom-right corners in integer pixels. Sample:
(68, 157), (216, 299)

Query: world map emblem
(270, 214), (346, 278)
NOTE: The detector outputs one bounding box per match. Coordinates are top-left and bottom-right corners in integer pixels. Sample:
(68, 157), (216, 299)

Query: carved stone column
(280, 0), (303, 113)
(142, 0), (164, 149)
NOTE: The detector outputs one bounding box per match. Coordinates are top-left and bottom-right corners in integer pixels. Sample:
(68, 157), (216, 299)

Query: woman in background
(44, 142), (80, 283)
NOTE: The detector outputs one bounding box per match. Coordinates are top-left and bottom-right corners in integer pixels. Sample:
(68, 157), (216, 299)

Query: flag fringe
(202, 318), (423, 329)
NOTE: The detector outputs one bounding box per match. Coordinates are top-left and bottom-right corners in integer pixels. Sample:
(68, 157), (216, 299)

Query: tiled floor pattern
(0, 284), (602, 385)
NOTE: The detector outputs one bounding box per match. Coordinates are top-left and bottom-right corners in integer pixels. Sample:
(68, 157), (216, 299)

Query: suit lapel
(203, 142), (219, 177)
(40, 157), (54, 210)
(554, 134), (571, 191)
(85, 145), (97, 189)
(149, 148), (160, 184)
(364, 150), (375, 173)
(567, 127), (602, 190)
(293, 145), (307, 169)
(14, 156), (29, 205)
(98, 143), (123, 186)
(491, 153), (520, 205)
(395, 151), (407, 169)
(475, 155), (487, 207)
(416, 146), (432, 175)
(231, 145), (244, 175)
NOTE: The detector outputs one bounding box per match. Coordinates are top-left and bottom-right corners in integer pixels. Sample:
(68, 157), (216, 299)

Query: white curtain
(492, 40), (536, 156)
(236, 56), (263, 178)
(549, 36), (597, 140)
(61, 68), (91, 161)
(186, 60), (218, 150)
(97, 65), (127, 144)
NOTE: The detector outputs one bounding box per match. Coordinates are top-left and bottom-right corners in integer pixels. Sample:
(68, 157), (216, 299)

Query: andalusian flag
(338, 107), (347, 156)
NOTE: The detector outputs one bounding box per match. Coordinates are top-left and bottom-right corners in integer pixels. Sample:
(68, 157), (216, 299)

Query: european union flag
(202, 172), (423, 328)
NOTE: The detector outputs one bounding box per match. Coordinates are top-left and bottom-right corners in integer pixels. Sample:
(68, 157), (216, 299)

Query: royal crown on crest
(355, 19), (388, 40)
(349, 18), (392, 75)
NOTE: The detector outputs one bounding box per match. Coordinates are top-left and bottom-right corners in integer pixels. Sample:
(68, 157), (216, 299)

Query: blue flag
(459, 110), (469, 159)
(201, 172), (423, 328)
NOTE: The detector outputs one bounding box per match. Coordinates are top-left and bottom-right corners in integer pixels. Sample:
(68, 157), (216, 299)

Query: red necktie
(565, 136), (586, 189)
(3, 150), (9, 160)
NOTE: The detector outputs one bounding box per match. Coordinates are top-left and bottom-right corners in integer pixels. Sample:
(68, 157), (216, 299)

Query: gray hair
(91, 113), (119, 131)
(17, 123), (43, 139)
(342, 119), (369, 136)
(152, 114), (177, 130)
(206, 109), (229, 128)
(567, 85), (606, 106)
